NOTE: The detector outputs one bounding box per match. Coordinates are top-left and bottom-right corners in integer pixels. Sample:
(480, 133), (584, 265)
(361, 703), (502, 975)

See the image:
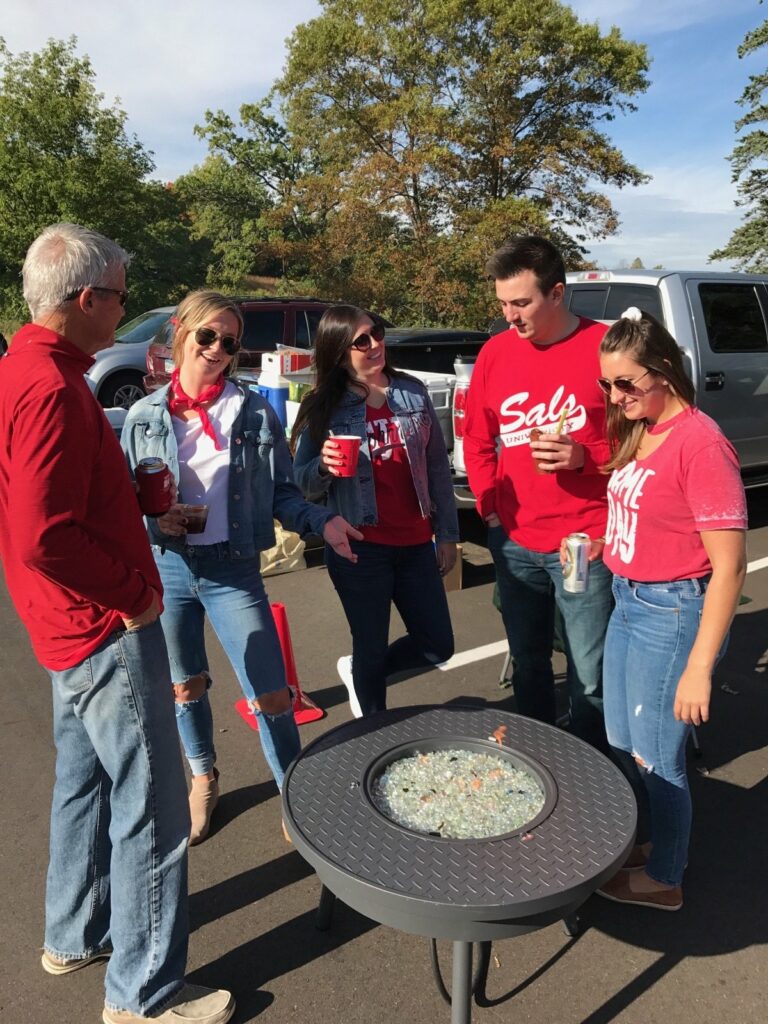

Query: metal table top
(283, 705), (636, 941)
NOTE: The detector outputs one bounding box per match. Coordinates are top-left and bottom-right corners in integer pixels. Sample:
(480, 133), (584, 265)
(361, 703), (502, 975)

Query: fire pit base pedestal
(283, 705), (636, 1024)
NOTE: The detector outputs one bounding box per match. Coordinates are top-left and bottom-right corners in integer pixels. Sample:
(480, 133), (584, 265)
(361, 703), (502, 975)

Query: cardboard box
(263, 348), (313, 375)
(443, 543), (463, 592)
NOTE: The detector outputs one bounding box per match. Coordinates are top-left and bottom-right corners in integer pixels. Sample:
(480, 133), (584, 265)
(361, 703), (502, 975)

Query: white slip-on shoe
(336, 655), (363, 718)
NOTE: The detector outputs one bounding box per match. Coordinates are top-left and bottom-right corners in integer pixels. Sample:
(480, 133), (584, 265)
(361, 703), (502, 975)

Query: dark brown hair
(485, 235), (565, 294)
(290, 305), (397, 449)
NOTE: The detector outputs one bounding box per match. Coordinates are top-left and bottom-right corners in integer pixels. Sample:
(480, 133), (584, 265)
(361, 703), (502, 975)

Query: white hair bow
(621, 307), (642, 322)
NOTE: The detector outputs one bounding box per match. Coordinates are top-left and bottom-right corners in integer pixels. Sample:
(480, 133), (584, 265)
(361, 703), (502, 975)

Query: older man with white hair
(0, 224), (234, 1024)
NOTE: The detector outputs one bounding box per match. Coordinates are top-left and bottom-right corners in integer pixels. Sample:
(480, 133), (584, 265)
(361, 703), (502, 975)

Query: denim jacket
(122, 381), (333, 558)
(293, 374), (459, 542)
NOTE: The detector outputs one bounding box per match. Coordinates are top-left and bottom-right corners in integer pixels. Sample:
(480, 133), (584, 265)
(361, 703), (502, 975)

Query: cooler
(398, 368), (455, 452)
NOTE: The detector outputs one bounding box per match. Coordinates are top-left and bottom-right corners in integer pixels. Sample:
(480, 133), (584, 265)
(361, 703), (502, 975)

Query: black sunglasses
(596, 369), (652, 395)
(350, 323), (385, 351)
(64, 285), (129, 307)
(194, 326), (241, 356)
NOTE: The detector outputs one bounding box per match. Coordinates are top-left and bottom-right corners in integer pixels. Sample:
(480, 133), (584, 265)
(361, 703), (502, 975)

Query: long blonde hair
(600, 310), (695, 472)
(171, 290), (244, 376)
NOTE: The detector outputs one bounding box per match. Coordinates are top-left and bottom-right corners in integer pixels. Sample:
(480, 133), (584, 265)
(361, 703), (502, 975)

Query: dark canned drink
(563, 533), (590, 594)
(135, 457), (173, 516)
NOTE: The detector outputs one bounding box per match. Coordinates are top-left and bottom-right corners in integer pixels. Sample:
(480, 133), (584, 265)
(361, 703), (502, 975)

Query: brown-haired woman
(293, 304), (458, 717)
(592, 307), (746, 910)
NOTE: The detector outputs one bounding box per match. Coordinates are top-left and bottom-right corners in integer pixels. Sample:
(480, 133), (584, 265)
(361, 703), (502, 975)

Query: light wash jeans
(604, 575), (716, 887)
(47, 620), (190, 1017)
(487, 526), (613, 751)
(154, 543), (300, 789)
(325, 539), (454, 716)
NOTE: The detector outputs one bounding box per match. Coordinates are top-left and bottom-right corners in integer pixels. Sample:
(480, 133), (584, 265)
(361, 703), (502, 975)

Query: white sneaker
(103, 984), (235, 1024)
(337, 655), (362, 718)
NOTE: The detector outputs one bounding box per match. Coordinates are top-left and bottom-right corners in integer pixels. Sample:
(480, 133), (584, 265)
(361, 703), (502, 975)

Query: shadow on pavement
(188, 905), (379, 1023)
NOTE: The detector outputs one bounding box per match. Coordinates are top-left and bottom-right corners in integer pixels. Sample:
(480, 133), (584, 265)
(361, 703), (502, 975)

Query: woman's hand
(323, 515), (363, 562)
(674, 665), (712, 725)
(156, 504), (188, 537)
(320, 439), (345, 477)
(559, 535), (606, 565)
(436, 541), (457, 576)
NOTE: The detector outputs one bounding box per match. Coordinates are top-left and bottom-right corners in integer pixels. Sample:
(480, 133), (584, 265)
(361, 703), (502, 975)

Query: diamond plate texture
(284, 706), (636, 919)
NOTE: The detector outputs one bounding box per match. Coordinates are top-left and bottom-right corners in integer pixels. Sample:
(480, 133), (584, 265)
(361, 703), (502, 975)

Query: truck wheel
(99, 372), (146, 409)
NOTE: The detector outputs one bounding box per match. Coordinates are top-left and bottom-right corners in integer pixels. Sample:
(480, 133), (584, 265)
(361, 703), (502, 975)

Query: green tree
(630, 257), (645, 269)
(272, 0), (650, 323)
(0, 37), (204, 320)
(711, 16), (768, 270)
(176, 101), (319, 292)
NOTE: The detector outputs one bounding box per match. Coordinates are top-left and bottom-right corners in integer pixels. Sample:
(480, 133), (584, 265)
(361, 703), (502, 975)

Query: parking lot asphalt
(1, 503), (766, 1024)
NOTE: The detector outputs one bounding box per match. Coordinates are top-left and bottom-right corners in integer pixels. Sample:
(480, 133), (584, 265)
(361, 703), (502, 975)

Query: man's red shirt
(464, 317), (610, 552)
(0, 325), (162, 670)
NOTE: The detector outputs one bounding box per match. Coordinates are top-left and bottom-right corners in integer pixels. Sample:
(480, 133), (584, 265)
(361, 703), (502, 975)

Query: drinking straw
(555, 407), (569, 434)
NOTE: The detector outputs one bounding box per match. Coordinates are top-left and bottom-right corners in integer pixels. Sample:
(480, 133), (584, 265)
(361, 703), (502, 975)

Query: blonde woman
(123, 290), (359, 843)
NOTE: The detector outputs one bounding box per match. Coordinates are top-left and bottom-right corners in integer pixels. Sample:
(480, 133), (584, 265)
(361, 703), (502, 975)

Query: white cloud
(0, 1), (761, 268)
(2, 0), (322, 178)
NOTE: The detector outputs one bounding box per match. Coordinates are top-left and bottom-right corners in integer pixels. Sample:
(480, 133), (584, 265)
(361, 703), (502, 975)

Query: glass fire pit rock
(368, 738), (553, 840)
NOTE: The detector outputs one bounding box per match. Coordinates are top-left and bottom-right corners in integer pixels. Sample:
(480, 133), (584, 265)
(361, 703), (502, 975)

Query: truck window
(699, 284), (768, 352)
(567, 287), (607, 319)
(241, 310), (285, 351)
(604, 285), (664, 324)
(295, 309), (323, 347)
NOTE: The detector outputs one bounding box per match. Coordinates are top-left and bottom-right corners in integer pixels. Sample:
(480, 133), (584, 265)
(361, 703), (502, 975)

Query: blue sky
(2, 0), (766, 270)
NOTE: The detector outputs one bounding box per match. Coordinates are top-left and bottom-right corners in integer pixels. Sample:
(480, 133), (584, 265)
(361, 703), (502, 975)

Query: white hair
(22, 223), (131, 320)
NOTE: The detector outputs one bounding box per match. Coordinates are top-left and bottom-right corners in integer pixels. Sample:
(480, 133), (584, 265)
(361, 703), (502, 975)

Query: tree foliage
(268, 0), (650, 323)
(711, 17), (768, 271)
(0, 37), (205, 320)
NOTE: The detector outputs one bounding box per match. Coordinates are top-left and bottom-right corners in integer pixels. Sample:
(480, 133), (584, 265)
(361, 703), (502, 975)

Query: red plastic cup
(529, 428), (550, 474)
(333, 435), (361, 477)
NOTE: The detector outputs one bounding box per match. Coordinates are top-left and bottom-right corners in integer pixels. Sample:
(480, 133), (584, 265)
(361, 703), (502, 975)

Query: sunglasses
(350, 323), (385, 351)
(194, 326), (241, 356)
(596, 369), (652, 395)
(64, 285), (129, 307)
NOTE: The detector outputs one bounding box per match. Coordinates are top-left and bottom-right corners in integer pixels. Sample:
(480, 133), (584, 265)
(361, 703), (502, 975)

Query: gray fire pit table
(282, 705), (636, 1024)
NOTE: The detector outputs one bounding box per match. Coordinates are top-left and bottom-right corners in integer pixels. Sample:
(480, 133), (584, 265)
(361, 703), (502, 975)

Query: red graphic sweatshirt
(464, 318), (610, 552)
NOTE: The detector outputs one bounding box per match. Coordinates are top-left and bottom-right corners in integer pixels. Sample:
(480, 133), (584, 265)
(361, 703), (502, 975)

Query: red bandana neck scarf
(168, 369), (226, 451)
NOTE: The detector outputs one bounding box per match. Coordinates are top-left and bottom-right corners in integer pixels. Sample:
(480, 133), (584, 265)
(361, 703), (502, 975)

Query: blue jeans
(326, 539), (454, 716)
(154, 543), (300, 789)
(604, 575), (715, 887)
(487, 527), (613, 751)
(47, 621), (190, 1016)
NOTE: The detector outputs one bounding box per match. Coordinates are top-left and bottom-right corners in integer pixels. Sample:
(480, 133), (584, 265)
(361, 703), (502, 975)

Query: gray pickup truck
(566, 269), (768, 485)
(446, 269), (768, 503)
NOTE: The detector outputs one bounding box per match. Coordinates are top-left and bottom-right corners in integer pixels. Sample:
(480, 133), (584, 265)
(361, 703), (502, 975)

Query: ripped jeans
(603, 574), (713, 887)
(154, 544), (300, 789)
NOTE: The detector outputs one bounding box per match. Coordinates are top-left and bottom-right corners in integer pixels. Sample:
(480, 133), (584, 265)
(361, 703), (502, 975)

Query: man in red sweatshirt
(464, 235), (612, 751)
(0, 224), (233, 1024)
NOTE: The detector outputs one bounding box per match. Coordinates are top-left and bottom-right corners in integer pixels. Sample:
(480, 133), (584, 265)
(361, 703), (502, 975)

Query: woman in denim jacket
(123, 290), (360, 844)
(293, 305), (458, 718)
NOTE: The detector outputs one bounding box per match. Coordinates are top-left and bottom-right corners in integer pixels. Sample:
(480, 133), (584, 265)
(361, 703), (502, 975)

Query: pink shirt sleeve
(683, 440), (748, 532)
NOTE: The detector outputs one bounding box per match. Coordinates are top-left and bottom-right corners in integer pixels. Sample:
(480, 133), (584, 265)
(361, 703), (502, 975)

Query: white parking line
(435, 555), (768, 674)
(434, 640), (509, 672)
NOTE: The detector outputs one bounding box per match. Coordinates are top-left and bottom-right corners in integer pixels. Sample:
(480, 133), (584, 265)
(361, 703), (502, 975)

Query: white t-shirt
(172, 381), (244, 545)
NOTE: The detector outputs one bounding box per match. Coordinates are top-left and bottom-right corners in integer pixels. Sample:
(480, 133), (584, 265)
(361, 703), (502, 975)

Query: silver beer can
(563, 533), (591, 594)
